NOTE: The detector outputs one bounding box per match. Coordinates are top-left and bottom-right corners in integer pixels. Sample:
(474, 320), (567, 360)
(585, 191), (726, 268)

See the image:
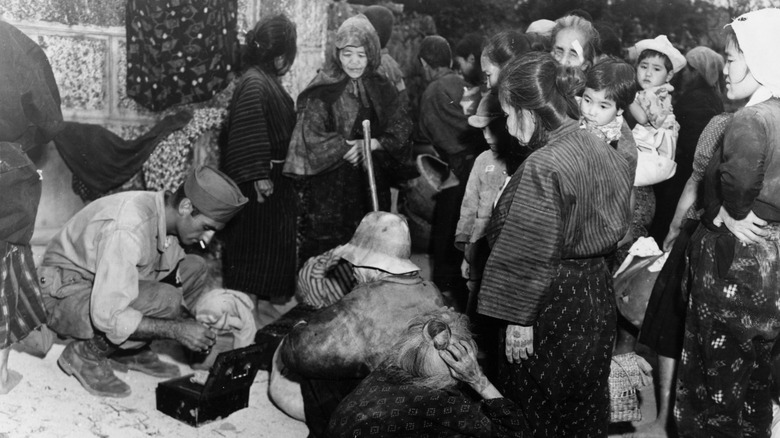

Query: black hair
(483, 30), (531, 68)
(488, 116), (527, 175)
(454, 33), (485, 61)
(243, 14), (297, 75)
(419, 35), (452, 69)
(497, 51), (584, 151)
(586, 57), (637, 110)
(594, 22), (622, 58)
(637, 49), (673, 73)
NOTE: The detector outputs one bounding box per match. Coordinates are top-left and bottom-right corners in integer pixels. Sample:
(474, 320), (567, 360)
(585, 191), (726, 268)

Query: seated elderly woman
(280, 211), (444, 436)
(328, 308), (528, 437)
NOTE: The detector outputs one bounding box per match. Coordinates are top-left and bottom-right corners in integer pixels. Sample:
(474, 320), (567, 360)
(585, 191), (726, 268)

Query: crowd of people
(3, 4), (780, 438)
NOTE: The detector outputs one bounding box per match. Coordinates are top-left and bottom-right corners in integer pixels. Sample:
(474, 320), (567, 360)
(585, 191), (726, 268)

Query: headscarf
(729, 8), (780, 98)
(329, 14), (382, 77)
(685, 46), (723, 88)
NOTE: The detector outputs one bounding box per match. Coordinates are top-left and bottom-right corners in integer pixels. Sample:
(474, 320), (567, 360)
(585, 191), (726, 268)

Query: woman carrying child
(478, 51), (634, 437)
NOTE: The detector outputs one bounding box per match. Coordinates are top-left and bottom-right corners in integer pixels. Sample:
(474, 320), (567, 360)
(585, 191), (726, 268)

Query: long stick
(362, 119), (380, 211)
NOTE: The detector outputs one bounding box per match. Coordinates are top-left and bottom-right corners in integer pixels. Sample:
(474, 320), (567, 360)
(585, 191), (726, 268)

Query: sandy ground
(0, 340), (309, 438)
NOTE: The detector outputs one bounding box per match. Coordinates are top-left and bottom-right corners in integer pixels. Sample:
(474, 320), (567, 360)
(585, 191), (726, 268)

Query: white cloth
(730, 8), (780, 98)
(193, 288), (257, 348)
(634, 35), (686, 73)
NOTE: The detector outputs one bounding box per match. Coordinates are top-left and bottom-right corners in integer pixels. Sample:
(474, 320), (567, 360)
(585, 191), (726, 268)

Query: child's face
(482, 125), (499, 151)
(580, 87), (623, 127)
(636, 55), (673, 90)
(481, 51), (501, 88)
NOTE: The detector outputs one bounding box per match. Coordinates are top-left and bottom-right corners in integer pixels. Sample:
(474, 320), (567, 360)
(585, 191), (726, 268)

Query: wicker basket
(609, 352), (643, 423)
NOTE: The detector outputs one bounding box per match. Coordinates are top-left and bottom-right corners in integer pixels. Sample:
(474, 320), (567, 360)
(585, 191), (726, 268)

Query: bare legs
(0, 347), (22, 394)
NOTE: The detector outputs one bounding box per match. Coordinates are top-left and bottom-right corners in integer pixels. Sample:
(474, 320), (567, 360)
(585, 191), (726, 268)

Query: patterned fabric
(218, 67), (297, 302)
(496, 258), (615, 437)
(479, 119), (633, 325)
(143, 108), (225, 192)
(634, 84), (676, 130)
(295, 248), (356, 309)
(580, 114), (624, 143)
(675, 224), (780, 437)
(1, 242), (47, 349)
(328, 366), (528, 437)
(126, 0), (238, 111)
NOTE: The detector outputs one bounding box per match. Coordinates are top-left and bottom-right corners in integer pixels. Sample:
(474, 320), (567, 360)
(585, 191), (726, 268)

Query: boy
(629, 35), (686, 186)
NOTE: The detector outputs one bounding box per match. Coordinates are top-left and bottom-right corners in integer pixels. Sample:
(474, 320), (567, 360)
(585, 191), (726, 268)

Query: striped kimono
(478, 119), (635, 437)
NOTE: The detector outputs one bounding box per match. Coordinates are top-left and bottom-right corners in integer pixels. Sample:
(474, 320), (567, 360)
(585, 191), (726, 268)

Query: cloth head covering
(729, 8), (780, 97)
(363, 5), (394, 48)
(685, 46), (724, 88)
(468, 92), (503, 128)
(183, 165), (248, 223)
(634, 35), (686, 73)
(332, 14), (381, 75)
(526, 19), (556, 37)
(331, 212), (419, 274)
(418, 35), (452, 69)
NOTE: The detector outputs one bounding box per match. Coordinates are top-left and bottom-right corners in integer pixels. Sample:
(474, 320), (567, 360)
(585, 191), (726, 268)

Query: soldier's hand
(173, 320), (216, 352)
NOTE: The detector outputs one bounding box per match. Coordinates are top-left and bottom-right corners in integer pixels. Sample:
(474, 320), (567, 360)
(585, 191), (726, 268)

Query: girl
(479, 51), (633, 436)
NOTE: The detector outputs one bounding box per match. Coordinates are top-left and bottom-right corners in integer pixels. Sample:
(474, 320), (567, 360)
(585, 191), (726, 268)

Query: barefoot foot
(0, 369), (22, 394)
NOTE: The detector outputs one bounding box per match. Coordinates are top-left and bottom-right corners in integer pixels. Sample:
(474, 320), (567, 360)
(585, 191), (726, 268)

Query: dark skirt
(297, 162), (391, 265)
(638, 218), (699, 358)
(1, 242), (47, 348)
(497, 257), (615, 437)
(221, 166), (298, 303)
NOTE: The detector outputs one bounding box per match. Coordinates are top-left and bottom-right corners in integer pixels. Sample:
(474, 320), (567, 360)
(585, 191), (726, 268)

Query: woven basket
(609, 352), (643, 423)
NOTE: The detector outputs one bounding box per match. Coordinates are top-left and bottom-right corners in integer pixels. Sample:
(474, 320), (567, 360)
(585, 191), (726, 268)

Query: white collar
(746, 85), (773, 107)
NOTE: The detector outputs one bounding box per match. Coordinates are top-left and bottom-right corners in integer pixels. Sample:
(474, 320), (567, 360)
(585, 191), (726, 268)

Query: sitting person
(281, 211), (444, 437)
(40, 165), (247, 397)
(328, 308), (528, 437)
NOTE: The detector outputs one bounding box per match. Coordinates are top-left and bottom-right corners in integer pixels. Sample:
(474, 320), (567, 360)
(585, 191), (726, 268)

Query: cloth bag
(609, 352), (644, 423)
(613, 237), (668, 329)
(632, 124), (677, 187)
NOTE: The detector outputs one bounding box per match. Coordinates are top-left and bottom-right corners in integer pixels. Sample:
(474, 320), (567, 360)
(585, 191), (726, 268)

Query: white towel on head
(730, 8), (780, 98)
(193, 288), (257, 348)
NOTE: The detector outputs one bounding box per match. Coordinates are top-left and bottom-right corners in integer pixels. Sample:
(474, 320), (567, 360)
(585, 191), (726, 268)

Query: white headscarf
(729, 8), (780, 98)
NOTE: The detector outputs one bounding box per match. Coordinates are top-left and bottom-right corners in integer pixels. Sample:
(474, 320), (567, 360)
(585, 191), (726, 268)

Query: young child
(629, 35), (686, 186)
(455, 92), (524, 311)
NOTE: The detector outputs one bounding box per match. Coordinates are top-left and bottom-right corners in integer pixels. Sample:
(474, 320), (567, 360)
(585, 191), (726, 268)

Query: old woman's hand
(506, 324), (533, 363)
(439, 340), (502, 399)
(344, 138), (381, 166)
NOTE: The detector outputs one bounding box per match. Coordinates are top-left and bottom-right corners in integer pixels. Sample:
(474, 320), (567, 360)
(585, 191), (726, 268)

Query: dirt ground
(0, 340), (308, 438)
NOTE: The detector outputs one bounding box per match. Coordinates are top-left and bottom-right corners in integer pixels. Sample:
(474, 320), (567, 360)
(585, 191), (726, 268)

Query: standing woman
(478, 51), (634, 436)
(675, 9), (780, 436)
(284, 14), (411, 262)
(220, 15), (299, 309)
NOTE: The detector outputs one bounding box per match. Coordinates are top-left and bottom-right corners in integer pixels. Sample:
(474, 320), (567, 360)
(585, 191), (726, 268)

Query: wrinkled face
(636, 55), (673, 90)
(175, 200), (225, 247)
(723, 41), (760, 101)
(339, 46), (368, 79)
(552, 28), (588, 70)
(500, 99), (534, 144)
(481, 52), (501, 88)
(580, 87), (622, 127)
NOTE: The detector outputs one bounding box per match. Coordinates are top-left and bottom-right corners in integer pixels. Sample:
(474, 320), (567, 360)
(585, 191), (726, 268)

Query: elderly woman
(478, 51), (634, 436)
(675, 9), (780, 436)
(219, 14), (299, 312)
(328, 308), (528, 437)
(284, 14), (411, 263)
(550, 14), (600, 71)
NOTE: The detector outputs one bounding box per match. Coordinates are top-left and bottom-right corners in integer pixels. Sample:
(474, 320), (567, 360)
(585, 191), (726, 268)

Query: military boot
(110, 345), (180, 378)
(58, 336), (131, 398)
